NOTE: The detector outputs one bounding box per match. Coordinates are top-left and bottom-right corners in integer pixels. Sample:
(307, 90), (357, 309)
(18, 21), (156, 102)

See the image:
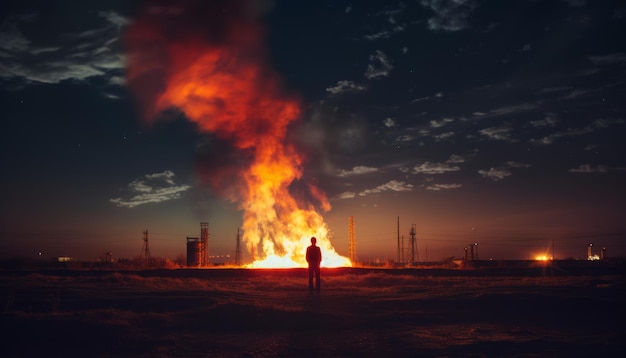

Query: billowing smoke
(124, 0), (350, 267)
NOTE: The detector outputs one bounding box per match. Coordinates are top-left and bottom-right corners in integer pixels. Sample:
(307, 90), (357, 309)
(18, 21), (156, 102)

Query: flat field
(1, 266), (624, 357)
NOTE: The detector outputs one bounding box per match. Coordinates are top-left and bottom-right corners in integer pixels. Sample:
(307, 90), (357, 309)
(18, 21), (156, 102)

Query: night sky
(1, 0), (625, 263)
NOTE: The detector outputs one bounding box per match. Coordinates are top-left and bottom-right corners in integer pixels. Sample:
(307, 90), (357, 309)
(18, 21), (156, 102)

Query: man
(306, 236), (322, 292)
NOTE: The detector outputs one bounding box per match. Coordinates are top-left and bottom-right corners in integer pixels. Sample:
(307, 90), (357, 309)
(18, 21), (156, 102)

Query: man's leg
(315, 267), (321, 291)
(308, 267), (314, 291)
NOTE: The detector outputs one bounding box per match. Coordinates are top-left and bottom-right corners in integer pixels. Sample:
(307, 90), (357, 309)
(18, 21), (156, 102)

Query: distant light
(534, 255), (551, 261)
(587, 254), (600, 261)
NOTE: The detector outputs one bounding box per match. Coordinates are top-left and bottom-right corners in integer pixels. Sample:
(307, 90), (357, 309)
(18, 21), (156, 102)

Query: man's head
(311, 237), (317, 245)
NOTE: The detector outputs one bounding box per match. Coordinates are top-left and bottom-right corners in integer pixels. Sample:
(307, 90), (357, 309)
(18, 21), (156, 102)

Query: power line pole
(401, 234), (405, 264)
(140, 230), (150, 267)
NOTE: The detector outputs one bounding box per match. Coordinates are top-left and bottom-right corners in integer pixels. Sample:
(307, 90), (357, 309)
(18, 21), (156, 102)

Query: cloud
(530, 127), (593, 145)
(326, 80), (367, 94)
(472, 103), (538, 120)
(364, 50), (393, 79)
(338, 166), (378, 177)
(0, 14), (34, 52)
(478, 168), (512, 181)
(477, 161), (530, 181)
(504, 161), (531, 168)
(338, 191), (356, 199)
(426, 183), (462, 191)
(593, 118), (625, 128)
(479, 124), (515, 142)
(364, 26), (405, 40)
(568, 164), (608, 173)
(430, 118), (454, 128)
(395, 134), (415, 142)
(529, 115), (558, 127)
(536, 86), (573, 95)
(0, 11), (127, 85)
(519, 43), (532, 52)
(145, 170), (176, 185)
(363, 5), (407, 40)
(364, 30), (395, 41)
(560, 89), (589, 100)
(411, 91), (443, 103)
(358, 180), (413, 196)
(587, 52), (626, 65)
(404, 162), (461, 175)
(446, 154), (465, 164)
(103, 93), (122, 100)
(433, 131), (455, 141)
(110, 170), (190, 208)
(419, 0), (477, 31)
(384, 118), (396, 127)
(530, 118), (624, 145)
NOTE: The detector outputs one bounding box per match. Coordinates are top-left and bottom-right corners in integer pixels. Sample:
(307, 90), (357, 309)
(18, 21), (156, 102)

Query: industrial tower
(201, 222), (209, 266)
(186, 222), (210, 267)
(235, 228), (242, 266)
(467, 243), (478, 260)
(348, 216), (357, 264)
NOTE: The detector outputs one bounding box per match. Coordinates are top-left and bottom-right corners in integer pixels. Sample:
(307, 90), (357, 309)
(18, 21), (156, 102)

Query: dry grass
(1, 268), (624, 357)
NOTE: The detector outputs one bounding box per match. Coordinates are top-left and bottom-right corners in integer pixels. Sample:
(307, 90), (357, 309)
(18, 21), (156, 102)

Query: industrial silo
(186, 237), (203, 267)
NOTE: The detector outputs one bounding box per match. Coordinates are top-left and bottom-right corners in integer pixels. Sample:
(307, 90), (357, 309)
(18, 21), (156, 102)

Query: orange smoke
(125, 0), (350, 268)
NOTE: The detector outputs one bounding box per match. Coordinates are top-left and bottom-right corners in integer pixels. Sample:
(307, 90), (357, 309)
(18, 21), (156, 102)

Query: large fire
(125, 0), (350, 268)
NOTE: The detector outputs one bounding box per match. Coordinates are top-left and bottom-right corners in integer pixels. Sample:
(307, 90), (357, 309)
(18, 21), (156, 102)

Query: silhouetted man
(306, 236), (322, 292)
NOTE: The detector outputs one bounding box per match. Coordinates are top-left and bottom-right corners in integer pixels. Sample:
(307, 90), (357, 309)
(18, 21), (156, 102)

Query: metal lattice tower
(235, 228), (242, 266)
(201, 222), (209, 266)
(409, 224), (417, 264)
(397, 216), (400, 264)
(140, 230), (151, 266)
(348, 216), (357, 264)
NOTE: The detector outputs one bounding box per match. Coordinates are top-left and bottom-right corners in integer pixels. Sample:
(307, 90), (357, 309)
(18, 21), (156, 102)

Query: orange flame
(125, 0), (350, 268)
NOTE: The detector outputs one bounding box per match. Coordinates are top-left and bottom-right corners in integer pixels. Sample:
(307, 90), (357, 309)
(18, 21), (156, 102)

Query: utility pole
(140, 230), (150, 267)
(401, 234), (405, 264)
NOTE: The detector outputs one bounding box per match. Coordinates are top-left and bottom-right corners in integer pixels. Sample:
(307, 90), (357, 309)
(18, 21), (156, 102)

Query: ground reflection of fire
(125, 0), (350, 268)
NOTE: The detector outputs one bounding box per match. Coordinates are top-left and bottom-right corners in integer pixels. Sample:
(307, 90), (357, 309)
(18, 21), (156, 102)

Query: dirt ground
(1, 267), (624, 357)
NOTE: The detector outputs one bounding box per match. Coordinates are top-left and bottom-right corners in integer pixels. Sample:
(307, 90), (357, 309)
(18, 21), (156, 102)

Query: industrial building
(186, 222), (209, 267)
